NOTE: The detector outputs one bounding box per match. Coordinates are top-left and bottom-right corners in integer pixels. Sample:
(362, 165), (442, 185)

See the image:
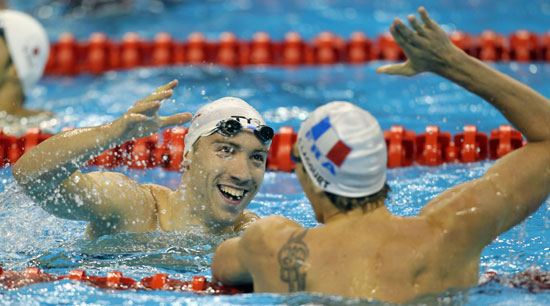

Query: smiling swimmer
(12, 80), (273, 238)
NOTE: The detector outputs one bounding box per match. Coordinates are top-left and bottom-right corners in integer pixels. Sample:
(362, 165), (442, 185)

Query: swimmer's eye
(216, 145), (235, 157)
(250, 153), (266, 165)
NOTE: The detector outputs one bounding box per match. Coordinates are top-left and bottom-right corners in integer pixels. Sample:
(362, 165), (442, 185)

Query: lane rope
(0, 266), (251, 294)
(44, 30), (550, 75)
(0, 124), (525, 170)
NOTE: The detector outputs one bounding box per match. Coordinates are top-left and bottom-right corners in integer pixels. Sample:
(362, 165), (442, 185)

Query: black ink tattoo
(278, 230), (309, 292)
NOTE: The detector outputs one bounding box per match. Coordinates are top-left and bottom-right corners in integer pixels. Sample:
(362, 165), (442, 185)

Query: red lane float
(218, 32), (240, 67)
(509, 30), (539, 62)
(0, 129), (19, 166)
(348, 31), (372, 64)
(250, 32), (273, 65)
(0, 125), (524, 170)
(384, 125), (415, 168)
(43, 30), (550, 75)
(152, 32), (174, 67)
(0, 266), (250, 294)
(267, 126), (297, 172)
(489, 124), (524, 159)
(415, 126), (452, 166)
(282, 32), (306, 65)
(479, 30), (510, 62)
(454, 125), (488, 163)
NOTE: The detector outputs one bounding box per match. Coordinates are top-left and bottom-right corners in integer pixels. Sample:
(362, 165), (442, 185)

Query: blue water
(2, 0), (550, 305)
(9, 0), (550, 40)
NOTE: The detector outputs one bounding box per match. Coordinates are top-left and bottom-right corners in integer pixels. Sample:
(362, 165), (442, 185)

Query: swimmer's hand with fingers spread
(110, 80), (192, 142)
(14, 79), (191, 184)
(12, 80), (192, 233)
(376, 7), (462, 76)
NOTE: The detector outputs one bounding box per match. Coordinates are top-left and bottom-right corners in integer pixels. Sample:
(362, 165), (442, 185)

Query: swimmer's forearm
(12, 123), (125, 187)
(438, 50), (550, 142)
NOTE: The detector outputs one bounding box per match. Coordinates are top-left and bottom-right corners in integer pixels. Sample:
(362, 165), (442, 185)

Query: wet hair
(324, 183), (391, 212)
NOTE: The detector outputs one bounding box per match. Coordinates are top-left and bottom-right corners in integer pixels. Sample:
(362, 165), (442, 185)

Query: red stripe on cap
(326, 140), (351, 167)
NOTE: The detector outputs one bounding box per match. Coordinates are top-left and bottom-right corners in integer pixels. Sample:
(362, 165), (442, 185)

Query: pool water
(10, 0), (550, 40)
(2, 0), (550, 305)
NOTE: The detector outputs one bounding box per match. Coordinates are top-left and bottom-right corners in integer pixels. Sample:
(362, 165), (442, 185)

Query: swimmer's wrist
(434, 46), (472, 78)
(101, 122), (130, 147)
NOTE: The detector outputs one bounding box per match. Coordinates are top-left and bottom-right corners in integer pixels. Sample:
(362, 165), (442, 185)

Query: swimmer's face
(185, 131), (268, 228)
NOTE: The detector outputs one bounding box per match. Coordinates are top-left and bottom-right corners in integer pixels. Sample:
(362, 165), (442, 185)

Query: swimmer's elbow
(212, 263), (253, 286)
(11, 158), (41, 190)
(212, 238), (251, 285)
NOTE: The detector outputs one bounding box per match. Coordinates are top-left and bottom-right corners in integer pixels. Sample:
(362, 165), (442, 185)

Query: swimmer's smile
(217, 184), (249, 205)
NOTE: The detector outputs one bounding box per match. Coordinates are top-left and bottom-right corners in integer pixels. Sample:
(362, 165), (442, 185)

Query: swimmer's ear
(182, 158), (191, 171)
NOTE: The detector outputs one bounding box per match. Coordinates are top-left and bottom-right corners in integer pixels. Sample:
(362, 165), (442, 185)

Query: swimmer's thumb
(161, 112), (193, 127)
(376, 62), (416, 76)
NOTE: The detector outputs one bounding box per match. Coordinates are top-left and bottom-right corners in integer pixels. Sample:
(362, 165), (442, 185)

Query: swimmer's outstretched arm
(377, 7), (550, 142)
(12, 80), (191, 224)
(378, 8), (550, 246)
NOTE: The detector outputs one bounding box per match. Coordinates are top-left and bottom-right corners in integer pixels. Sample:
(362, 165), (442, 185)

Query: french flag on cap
(305, 116), (352, 173)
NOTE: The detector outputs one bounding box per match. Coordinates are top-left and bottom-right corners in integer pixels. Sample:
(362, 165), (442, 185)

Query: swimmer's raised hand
(376, 7), (461, 77)
(111, 80), (192, 141)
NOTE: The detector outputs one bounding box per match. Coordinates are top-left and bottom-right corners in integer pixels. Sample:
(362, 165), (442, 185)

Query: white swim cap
(297, 102), (387, 198)
(0, 10), (49, 92)
(184, 97), (268, 157)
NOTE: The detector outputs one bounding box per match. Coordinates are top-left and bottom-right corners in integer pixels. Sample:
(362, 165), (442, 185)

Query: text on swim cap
(230, 115), (262, 127)
(301, 145), (331, 189)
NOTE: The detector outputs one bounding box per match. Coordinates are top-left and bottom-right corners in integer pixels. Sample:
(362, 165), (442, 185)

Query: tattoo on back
(278, 230), (309, 292)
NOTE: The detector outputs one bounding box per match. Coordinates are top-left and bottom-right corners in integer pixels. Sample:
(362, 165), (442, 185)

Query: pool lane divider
(0, 124), (525, 170)
(0, 266), (251, 294)
(44, 30), (550, 75)
(3, 266), (550, 294)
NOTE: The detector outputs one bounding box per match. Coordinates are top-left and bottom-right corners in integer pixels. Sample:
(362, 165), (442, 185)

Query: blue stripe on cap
(308, 116), (331, 141)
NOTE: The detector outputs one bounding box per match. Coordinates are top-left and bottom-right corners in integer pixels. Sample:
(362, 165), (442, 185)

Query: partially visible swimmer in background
(0, 9), (58, 135)
(12, 80), (273, 239)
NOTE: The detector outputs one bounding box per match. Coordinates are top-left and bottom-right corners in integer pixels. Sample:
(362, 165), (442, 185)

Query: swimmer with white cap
(212, 7), (550, 303)
(13, 80), (274, 238)
(0, 9), (52, 125)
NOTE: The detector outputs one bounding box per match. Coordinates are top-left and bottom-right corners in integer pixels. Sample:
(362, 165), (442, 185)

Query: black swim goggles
(214, 118), (274, 144)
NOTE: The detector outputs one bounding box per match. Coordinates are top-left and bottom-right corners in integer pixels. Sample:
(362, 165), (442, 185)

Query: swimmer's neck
(322, 200), (390, 225)
(162, 188), (234, 234)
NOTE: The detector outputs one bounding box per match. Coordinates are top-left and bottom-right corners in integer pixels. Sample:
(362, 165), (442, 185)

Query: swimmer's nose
(228, 154), (253, 185)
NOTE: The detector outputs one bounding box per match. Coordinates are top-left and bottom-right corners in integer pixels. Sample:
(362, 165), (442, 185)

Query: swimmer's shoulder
(240, 215), (303, 252)
(142, 183), (173, 196)
(248, 215), (301, 232)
